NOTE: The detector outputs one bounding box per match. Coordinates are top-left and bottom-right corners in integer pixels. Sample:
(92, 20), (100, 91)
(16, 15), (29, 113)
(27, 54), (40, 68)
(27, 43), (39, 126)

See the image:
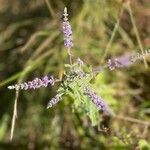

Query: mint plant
(8, 7), (150, 126)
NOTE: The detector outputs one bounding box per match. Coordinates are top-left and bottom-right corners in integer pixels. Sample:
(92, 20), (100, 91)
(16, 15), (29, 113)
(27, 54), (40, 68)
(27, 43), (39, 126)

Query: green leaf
(64, 64), (72, 68)
(139, 139), (150, 150)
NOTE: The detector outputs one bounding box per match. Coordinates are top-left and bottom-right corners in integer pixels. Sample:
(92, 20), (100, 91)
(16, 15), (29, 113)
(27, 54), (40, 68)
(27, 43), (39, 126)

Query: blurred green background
(0, 0), (150, 149)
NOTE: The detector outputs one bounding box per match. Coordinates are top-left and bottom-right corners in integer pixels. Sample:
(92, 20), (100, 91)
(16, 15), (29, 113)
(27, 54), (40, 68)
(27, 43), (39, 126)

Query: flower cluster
(84, 86), (109, 112)
(8, 75), (55, 90)
(107, 54), (133, 70)
(74, 70), (85, 79)
(62, 7), (73, 49)
(47, 95), (61, 109)
(107, 49), (150, 71)
(130, 49), (150, 62)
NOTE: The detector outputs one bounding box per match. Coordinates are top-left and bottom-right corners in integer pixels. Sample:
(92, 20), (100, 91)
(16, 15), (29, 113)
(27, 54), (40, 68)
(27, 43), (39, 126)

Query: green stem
(67, 48), (72, 65)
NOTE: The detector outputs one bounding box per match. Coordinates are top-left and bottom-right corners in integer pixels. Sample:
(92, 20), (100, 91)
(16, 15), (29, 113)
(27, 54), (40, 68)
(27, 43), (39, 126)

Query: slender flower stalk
(84, 86), (109, 112)
(62, 7), (73, 64)
(8, 75), (55, 90)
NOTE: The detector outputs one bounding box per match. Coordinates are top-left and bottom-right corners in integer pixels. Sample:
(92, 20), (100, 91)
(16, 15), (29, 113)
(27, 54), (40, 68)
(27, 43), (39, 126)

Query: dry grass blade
(9, 66), (30, 141)
(10, 81), (21, 141)
(0, 49), (54, 88)
(101, 5), (124, 63)
(20, 31), (46, 53)
(31, 32), (59, 59)
(9, 49), (54, 140)
(0, 72), (22, 88)
(45, 0), (56, 19)
(0, 19), (36, 47)
(126, 2), (148, 68)
(115, 115), (150, 126)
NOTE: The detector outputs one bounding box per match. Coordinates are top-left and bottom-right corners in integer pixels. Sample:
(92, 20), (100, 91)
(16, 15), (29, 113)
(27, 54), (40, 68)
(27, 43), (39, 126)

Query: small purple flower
(47, 95), (61, 109)
(107, 59), (114, 70)
(42, 75), (54, 87)
(8, 75), (55, 90)
(62, 7), (73, 49)
(84, 86), (109, 112)
(117, 54), (133, 67)
(74, 70), (85, 79)
(107, 54), (133, 70)
(76, 58), (84, 66)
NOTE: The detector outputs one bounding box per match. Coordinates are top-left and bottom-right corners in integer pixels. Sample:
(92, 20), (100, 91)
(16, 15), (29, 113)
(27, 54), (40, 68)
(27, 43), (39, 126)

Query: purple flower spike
(84, 86), (109, 112)
(62, 7), (73, 49)
(8, 75), (55, 90)
(47, 95), (61, 109)
(107, 54), (133, 70)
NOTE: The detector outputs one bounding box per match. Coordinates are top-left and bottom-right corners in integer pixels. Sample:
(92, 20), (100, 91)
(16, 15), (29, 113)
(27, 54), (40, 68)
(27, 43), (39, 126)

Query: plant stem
(115, 115), (150, 126)
(67, 48), (72, 65)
